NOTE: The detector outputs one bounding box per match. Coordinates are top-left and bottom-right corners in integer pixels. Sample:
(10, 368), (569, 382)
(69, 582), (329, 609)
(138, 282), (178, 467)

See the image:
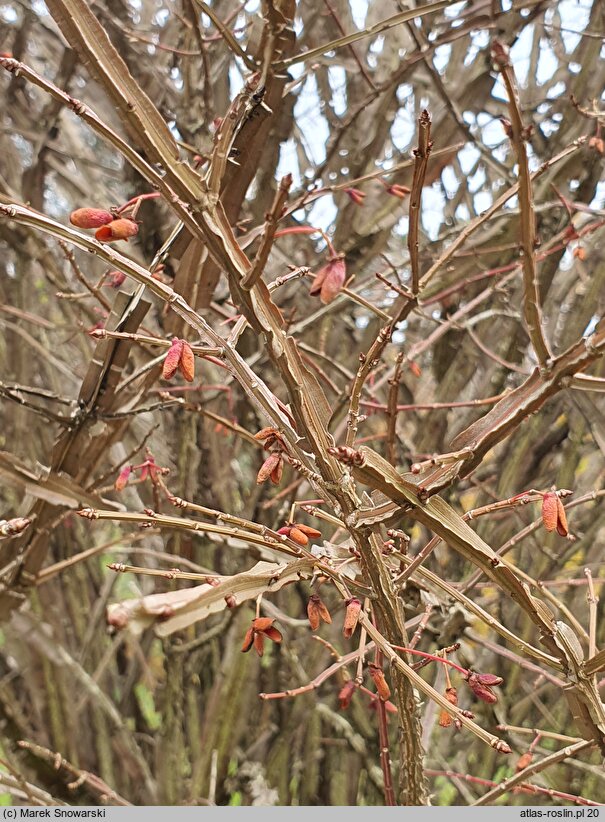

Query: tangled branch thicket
(1, 0), (605, 807)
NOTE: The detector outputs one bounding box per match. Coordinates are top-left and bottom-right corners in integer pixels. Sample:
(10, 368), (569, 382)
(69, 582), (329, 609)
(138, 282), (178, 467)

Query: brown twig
(491, 40), (550, 366)
(241, 175), (292, 290)
(472, 739), (595, 806)
(408, 110), (432, 295)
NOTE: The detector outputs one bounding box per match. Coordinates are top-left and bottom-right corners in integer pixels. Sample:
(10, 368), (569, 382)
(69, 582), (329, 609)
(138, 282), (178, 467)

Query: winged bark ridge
(0, 0), (604, 805)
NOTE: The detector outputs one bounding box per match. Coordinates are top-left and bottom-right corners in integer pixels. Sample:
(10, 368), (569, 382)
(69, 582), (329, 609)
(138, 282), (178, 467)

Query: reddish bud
(289, 526), (309, 546)
(307, 594), (332, 631)
(251, 617), (273, 632)
(241, 626), (255, 653)
(270, 455), (284, 485)
(179, 341), (195, 382)
(466, 672), (499, 704)
(344, 187), (366, 206)
(542, 492), (568, 536)
(343, 597), (362, 638)
(105, 271), (127, 288)
(257, 452), (280, 484)
(295, 524), (322, 539)
(242, 617), (283, 657)
(408, 360), (422, 378)
(516, 752), (533, 771)
(106, 605), (129, 630)
(163, 338), (184, 380)
(588, 136), (605, 155)
(368, 663), (391, 701)
(95, 218), (139, 243)
(338, 680), (355, 710)
(253, 632), (265, 656)
(254, 427), (279, 441)
(224, 595), (237, 609)
(555, 496), (569, 536)
(385, 183), (410, 199)
(500, 117), (513, 139)
(474, 672), (504, 687)
(438, 686), (458, 727)
(0, 517), (31, 537)
(114, 465), (132, 491)
(69, 207), (113, 229)
(309, 255), (346, 304)
(573, 246), (586, 261)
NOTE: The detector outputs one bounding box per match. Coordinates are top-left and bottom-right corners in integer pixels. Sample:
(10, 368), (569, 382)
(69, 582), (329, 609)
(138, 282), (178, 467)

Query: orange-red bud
(241, 617), (283, 657)
(438, 686), (458, 727)
(295, 524), (322, 539)
(516, 752), (533, 771)
(179, 341), (195, 382)
(409, 360), (422, 378)
(257, 452), (281, 484)
(105, 271), (127, 288)
(95, 218), (139, 242)
(309, 255), (346, 304)
(307, 594), (332, 631)
(344, 187), (366, 206)
(269, 455), (283, 485)
(254, 427), (279, 441)
(368, 663), (391, 701)
(343, 597), (362, 638)
(338, 680), (355, 710)
(385, 183), (411, 199)
(114, 465), (132, 491)
(162, 338), (195, 382)
(163, 338), (184, 380)
(289, 526), (309, 546)
(466, 672), (499, 704)
(542, 492), (568, 536)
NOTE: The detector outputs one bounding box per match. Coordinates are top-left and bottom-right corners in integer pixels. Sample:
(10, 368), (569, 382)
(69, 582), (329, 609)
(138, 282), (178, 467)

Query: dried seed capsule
(163, 338), (184, 380)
